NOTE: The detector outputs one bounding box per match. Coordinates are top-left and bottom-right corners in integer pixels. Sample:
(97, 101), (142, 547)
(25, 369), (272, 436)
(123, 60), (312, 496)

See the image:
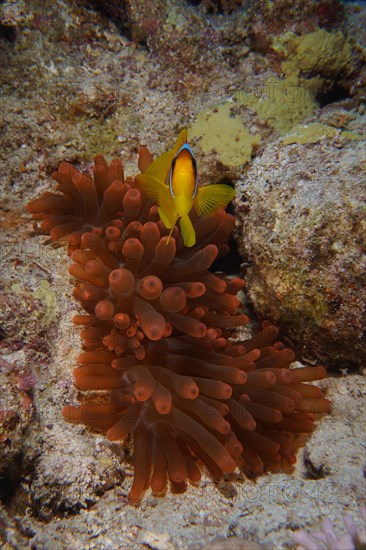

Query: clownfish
(136, 129), (235, 247)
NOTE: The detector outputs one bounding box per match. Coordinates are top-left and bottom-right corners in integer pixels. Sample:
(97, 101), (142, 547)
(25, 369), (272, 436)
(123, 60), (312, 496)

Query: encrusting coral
(26, 134), (330, 502)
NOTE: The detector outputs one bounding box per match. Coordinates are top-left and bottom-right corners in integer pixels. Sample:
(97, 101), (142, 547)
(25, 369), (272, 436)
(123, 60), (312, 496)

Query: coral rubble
(27, 142), (330, 502)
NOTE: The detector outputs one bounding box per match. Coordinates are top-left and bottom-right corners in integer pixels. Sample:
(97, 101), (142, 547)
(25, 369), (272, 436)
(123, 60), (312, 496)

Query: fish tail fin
(179, 215), (196, 247)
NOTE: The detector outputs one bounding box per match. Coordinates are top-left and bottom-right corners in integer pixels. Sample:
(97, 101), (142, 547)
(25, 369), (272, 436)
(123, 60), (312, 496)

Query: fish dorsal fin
(172, 128), (188, 156)
(195, 184), (235, 217)
(143, 129), (188, 184)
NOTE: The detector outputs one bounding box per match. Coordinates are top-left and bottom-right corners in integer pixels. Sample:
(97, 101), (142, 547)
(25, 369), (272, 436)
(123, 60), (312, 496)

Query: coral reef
(0, 356), (35, 482)
(247, 0), (345, 39)
(192, 0), (245, 15)
(293, 506), (366, 550)
(247, 3), (363, 105)
(235, 136), (366, 369)
(0, 0), (364, 545)
(26, 141), (330, 502)
(277, 29), (356, 103)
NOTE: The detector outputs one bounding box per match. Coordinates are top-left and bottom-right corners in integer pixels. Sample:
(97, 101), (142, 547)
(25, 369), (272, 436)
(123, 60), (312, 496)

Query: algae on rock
(33, 280), (59, 327)
(282, 123), (366, 145)
(281, 123), (337, 144)
(282, 29), (354, 78)
(189, 102), (261, 167)
(235, 75), (318, 135)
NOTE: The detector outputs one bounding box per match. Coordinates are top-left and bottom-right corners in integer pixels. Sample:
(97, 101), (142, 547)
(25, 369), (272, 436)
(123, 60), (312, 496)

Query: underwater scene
(0, 0), (365, 548)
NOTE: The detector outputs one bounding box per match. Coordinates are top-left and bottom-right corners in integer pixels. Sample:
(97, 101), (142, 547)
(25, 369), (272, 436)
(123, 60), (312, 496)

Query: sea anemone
(26, 141), (330, 502)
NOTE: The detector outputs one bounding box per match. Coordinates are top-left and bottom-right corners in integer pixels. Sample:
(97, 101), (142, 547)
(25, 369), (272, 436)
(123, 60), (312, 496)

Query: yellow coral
(189, 102), (260, 166)
(282, 123), (337, 144)
(283, 29), (353, 78)
(236, 75), (317, 135)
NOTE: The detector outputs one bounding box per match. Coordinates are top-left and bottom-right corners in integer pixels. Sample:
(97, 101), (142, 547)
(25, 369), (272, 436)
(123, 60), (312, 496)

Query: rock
(141, 530), (176, 550)
(30, 427), (125, 520)
(202, 535), (268, 549)
(235, 135), (366, 368)
(87, 0), (169, 47)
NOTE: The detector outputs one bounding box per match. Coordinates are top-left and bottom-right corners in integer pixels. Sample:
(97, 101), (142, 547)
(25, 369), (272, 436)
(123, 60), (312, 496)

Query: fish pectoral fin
(158, 206), (177, 229)
(136, 173), (178, 227)
(194, 184), (235, 217)
(158, 184), (178, 229)
(141, 129), (188, 183)
(179, 215), (196, 247)
(135, 173), (167, 204)
(166, 225), (176, 245)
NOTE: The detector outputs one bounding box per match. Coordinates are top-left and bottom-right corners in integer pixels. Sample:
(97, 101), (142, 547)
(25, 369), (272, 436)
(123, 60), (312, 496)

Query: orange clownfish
(136, 129), (235, 247)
